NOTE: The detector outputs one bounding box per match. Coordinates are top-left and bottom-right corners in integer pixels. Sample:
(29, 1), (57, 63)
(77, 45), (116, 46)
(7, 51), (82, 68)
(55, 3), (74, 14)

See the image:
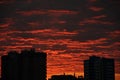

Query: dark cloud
(51, 44), (67, 50)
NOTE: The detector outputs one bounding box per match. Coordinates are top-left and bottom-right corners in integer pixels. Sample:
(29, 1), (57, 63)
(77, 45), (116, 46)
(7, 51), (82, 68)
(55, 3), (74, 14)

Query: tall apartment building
(84, 56), (115, 80)
(1, 49), (47, 80)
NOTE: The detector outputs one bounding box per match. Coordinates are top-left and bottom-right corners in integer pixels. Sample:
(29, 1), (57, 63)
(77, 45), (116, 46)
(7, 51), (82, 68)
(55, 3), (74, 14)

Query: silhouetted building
(84, 56), (115, 80)
(1, 51), (19, 80)
(48, 74), (84, 80)
(78, 76), (84, 80)
(1, 49), (47, 80)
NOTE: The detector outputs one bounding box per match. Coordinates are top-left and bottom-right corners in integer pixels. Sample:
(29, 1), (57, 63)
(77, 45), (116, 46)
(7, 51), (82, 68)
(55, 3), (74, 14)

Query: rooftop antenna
(74, 72), (76, 77)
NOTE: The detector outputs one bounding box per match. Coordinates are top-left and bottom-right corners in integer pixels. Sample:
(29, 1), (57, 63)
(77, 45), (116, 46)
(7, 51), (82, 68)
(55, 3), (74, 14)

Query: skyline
(0, 49), (115, 80)
(0, 0), (120, 80)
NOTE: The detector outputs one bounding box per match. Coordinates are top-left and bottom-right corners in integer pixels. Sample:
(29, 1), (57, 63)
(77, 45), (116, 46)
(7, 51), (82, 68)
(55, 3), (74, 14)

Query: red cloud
(48, 10), (78, 15)
(0, 18), (14, 28)
(0, 23), (10, 28)
(108, 30), (120, 38)
(92, 15), (107, 19)
(16, 10), (47, 16)
(79, 19), (115, 25)
(89, 6), (104, 11)
(28, 22), (42, 27)
(16, 10), (78, 16)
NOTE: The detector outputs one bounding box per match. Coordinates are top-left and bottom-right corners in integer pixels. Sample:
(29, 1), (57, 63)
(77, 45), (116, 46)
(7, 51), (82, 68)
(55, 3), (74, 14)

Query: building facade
(84, 56), (115, 80)
(1, 49), (47, 80)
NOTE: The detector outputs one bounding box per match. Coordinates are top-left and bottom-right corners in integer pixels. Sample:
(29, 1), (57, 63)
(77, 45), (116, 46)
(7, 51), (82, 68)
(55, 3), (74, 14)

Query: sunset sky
(0, 0), (120, 80)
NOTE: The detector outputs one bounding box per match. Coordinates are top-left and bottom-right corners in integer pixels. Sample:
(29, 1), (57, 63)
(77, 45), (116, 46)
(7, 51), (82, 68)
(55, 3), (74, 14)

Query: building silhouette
(48, 74), (84, 80)
(1, 51), (19, 80)
(84, 56), (115, 80)
(1, 49), (47, 80)
(78, 76), (84, 80)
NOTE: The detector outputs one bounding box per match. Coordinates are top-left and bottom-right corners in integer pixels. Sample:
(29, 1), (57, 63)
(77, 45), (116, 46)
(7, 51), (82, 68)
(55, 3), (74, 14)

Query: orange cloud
(24, 29), (78, 37)
(115, 74), (120, 80)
